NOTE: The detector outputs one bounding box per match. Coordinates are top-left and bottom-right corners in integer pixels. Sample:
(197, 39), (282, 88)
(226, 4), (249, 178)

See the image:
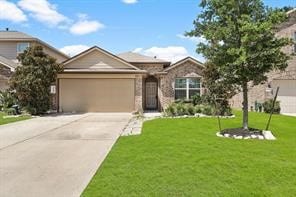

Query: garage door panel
(59, 78), (135, 112)
(272, 80), (296, 113)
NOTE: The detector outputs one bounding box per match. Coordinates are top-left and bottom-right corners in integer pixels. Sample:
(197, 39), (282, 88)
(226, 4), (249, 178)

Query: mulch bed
(220, 127), (263, 137)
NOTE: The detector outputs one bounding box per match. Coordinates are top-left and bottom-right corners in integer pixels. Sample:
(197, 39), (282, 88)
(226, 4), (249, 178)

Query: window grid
(175, 78), (201, 100)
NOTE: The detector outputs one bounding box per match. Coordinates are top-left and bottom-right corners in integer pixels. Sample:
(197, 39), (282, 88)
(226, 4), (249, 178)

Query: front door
(146, 82), (157, 109)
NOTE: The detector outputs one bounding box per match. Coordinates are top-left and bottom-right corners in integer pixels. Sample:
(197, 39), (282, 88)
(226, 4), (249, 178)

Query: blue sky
(1, 0), (295, 62)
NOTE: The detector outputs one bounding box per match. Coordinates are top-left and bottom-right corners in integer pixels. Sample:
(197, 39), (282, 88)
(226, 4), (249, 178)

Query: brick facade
(132, 59), (204, 111)
(159, 61), (204, 109)
(134, 75), (143, 112)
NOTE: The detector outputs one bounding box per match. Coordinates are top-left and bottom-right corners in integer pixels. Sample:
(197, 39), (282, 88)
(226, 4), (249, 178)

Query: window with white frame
(17, 42), (30, 54)
(175, 78), (201, 100)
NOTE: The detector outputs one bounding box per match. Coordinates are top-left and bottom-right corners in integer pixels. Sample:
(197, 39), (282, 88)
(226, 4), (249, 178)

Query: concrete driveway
(0, 113), (131, 197)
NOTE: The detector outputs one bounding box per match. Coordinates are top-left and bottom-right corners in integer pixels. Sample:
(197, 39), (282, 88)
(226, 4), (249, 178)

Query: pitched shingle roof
(117, 52), (170, 65)
(0, 31), (34, 40)
(0, 30), (69, 59)
(0, 55), (18, 69)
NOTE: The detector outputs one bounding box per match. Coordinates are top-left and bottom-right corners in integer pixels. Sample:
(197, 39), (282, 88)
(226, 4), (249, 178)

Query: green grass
(83, 111), (296, 196)
(0, 112), (31, 125)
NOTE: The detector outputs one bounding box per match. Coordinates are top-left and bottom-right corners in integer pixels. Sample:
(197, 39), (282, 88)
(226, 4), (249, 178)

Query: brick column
(135, 75), (143, 112)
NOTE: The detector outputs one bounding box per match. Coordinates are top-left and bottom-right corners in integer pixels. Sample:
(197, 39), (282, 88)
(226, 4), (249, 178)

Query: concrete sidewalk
(0, 113), (131, 197)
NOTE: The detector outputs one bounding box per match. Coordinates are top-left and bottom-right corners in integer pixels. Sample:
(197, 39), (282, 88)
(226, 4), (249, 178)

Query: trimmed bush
(0, 90), (16, 110)
(191, 94), (202, 106)
(164, 103), (177, 116)
(176, 103), (187, 116)
(187, 104), (195, 115)
(195, 105), (204, 113)
(202, 105), (214, 115)
(263, 99), (281, 114)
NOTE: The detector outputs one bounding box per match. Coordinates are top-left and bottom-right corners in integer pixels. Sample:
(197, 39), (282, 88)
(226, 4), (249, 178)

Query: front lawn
(83, 111), (296, 196)
(0, 112), (31, 125)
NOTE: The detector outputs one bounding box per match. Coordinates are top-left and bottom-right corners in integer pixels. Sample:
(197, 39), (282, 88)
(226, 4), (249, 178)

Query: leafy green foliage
(9, 46), (62, 115)
(263, 99), (281, 114)
(186, 0), (292, 129)
(0, 90), (16, 109)
(191, 94), (202, 105)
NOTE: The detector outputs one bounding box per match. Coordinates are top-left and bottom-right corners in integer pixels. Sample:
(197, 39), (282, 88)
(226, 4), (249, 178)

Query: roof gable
(164, 57), (204, 72)
(63, 46), (140, 70)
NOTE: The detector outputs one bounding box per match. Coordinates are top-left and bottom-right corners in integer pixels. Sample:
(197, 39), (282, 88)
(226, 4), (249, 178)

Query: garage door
(272, 80), (296, 113)
(59, 78), (135, 112)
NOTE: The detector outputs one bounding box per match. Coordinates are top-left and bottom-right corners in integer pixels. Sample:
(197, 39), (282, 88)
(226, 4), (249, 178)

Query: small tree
(187, 0), (291, 130)
(10, 45), (62, 114)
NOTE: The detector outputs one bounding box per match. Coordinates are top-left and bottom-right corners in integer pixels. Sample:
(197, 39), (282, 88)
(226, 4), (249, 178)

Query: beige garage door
(59, 78), (135, 112)
(272, 80), (296, 114)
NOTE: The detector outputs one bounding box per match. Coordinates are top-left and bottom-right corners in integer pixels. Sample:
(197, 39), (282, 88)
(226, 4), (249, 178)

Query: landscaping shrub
(4, 107), (17, 115)
(263, 99), (281, 114)
(164, 103), (177, 116)
(186, 104), (195, 115)
(202, 105), (214, 115)
(195, 105), (203, 113)
(0, 90), (16, 110)
(191, 94), (202, 106)
(176, 103), (187, 116)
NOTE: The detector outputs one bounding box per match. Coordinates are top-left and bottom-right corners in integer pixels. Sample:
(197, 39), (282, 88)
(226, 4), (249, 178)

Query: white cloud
(0, 0), (27, 23)
(132, 48), (143, 53)
(177, 34), (207, 44)
(60, 45), (90, 57)
(122, 0), (138, 4)
(69, 14), (104, 35)
(18, 0), (68, 26)
(134, 46), (191, 63)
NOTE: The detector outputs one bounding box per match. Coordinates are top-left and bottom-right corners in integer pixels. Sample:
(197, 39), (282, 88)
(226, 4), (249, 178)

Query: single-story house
(57, 46), (204, 112)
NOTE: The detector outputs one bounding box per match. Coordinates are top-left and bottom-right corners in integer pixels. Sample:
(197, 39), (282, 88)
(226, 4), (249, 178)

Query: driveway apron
(0, 113), (131, 197)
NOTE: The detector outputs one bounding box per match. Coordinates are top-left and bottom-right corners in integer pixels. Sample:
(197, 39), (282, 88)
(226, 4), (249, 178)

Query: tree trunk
(242, 82), (248, 130)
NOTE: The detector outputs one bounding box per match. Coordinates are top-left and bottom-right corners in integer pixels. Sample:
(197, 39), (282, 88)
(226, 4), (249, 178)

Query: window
(175, 78), (201, 100)
(17, 42), (29, 54)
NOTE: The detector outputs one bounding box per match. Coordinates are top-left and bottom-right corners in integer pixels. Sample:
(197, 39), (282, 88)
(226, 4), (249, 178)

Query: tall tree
(187, 0), (291, 130)
(10, 46), (62, 115)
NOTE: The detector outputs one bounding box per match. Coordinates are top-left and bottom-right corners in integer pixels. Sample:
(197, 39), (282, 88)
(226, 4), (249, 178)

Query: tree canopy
(187, 0), (292, 129)
(10, 45), (62, 115)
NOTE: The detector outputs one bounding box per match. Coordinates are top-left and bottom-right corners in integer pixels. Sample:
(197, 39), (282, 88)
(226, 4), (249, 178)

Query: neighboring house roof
(277, 8), (296, 30)
(0, 55), (18, 71)
(0, 30), (69, 59)
(117, 52), (171, 65)
(63, 46), (143, 71)
(0, 31), (34, 39)
(164, 56), (204, 72)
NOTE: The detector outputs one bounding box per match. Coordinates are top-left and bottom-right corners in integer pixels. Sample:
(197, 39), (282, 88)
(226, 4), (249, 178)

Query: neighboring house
(57, 47), (204, 112)
(231, 9), (296, 114)
(0, 30), (69, 91)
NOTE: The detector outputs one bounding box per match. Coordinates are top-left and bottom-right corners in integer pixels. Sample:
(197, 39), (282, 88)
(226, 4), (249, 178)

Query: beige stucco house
(231, 9), (296, 114)
(57, 47), (204, 112)
(0, 30), (69, 90)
